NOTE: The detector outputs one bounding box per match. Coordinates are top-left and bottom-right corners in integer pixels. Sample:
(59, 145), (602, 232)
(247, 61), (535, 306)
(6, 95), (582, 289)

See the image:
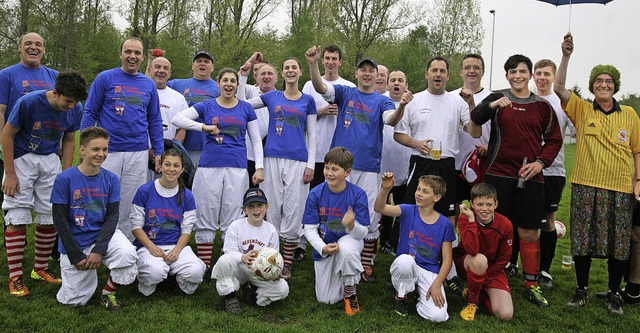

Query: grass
(1, 143), (639, 332)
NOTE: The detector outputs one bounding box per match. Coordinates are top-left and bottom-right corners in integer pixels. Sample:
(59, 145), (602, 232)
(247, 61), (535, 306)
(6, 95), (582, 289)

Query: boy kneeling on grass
(374, 172), (455, 322)
(51, 127), (138, 311)
(302, 147), (370, 316)
(455, 183), (513, 321)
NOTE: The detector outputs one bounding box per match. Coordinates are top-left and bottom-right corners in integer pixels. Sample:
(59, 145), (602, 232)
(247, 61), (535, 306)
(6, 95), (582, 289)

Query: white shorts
(136, 245), (206, 296)
(348, 170), (381, 240)
(313, 234), (364, 304)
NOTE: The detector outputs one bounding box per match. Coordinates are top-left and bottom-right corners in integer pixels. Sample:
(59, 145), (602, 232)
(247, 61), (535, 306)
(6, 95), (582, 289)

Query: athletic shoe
(539, 271), (554, 288)
(281, 265), (292, 280)
(460, 303), (479, 321)
(293, 248), (306, 262)
(344, 295), (361, 316)
(31, 268), (62, 284)
(606, 291), (624, 316)
(361, 266), (375, 283)
(101, 292), (122, 312)
(566, 288), (589, 307)
(394, 297), (408, 317)
(224, 296), (242, 315)
(242, 283), (257, 305)
(446, 276), (465, 296)
(621, 290), (640, 305)
(524, 285), (549, 307)
(9, 276), (29, 297)
(379, 242), (394, 255)
(596, 291), (608, 299)
(504, 263), (519, 277)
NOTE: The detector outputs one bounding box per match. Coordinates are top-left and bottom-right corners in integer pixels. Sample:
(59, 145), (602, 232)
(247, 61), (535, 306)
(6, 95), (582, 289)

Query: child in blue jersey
(302, 147), (370, 316)
(171, 68), (264, 269)
(246, 57), (317, 279)
(131, 148), (206, 296)
(51, 127), (138, 311)
(2, 71), (85, 297)
(374, 172), (455, 322)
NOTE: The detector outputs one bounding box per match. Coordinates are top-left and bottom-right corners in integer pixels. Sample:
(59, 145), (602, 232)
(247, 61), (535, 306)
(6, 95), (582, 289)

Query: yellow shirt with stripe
(563, 92), (640, 194)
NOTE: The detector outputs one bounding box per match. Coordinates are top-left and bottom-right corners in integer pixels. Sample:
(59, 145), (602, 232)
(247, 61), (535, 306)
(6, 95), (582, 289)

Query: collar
(593, 98), (621, 115)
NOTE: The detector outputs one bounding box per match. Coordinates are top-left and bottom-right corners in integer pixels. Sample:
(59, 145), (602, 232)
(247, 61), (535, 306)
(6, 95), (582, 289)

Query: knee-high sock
(574, 255), (591, 289)
(608, 257), (626, 292)
(282, 241), (297, 267)
(343, 284), (356, 298)
(102, 275), (119, 294)
(520, 238), (540, 289)
(34, 225), (57, 271)
(197, 242), (214, 267)
(5, 229), (26, 280)
(466, 269), (486, 304)
(510, 230), (520, 266)
(539, 230), (557, 274)
(361, 239), (377, 267)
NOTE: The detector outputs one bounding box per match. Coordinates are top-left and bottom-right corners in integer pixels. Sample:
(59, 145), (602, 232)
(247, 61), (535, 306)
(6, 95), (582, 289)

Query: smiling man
(149, 57), (188, 141)
(81, 37), (164, 242)
(374, 65), (389, 96)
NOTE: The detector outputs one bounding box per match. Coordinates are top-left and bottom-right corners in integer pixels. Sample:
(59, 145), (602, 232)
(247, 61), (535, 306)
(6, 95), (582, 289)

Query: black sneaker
(445, 276), (465, 297)
(242, 283), (258, 305)
(606, 291), (624, 316)
(504, 263), (519, 277)
(379, 242), (394, 255)
(567, 288), (589, 307)
(539, 271), (554, 288)
(524, 285), (549, 307)
(596, 291), (608, 299)
(394, 297), (408, 316)
(101, 292), (123, 312)
(293, 248), (306, 262)
(621, 290), (640, 305)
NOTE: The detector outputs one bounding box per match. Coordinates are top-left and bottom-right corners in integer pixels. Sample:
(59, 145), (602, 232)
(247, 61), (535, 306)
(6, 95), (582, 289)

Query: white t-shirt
(381, 101), (411, 185)
(302, 76), (356, 162)
(395, 89), (471, 159)
(452, 88), (492, 170)
(157, 86), (189, 140)
(222, 217), (280, 263)
(540, 92), (574, 177)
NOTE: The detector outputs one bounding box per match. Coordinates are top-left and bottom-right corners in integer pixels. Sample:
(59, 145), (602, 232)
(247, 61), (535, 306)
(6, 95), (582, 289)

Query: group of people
(2, 30), (639, 322)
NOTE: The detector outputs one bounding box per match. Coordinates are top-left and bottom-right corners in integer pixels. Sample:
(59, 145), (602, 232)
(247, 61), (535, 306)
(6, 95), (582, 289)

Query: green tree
(426, 0), (484, 56)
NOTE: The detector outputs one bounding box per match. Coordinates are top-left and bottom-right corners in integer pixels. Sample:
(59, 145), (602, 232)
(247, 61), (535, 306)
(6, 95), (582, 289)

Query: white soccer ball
(251, 247), (284, 281)
(555, 221), (566, 238)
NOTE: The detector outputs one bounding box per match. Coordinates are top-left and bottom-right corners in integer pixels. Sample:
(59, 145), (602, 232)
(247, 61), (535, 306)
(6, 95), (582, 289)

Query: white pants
(102, 150), (148, 242)
(192, 167), (247, 244)
(390, 254), (449, 322)
(187, 150), (202, 169)
(262, 157), (308, 242)
(314, 235), (364, 304)
(211, 253), (289, 306)
(136, 245), (206, 296)
(57, 230), (138, 306)
(3, 153), (61, 225)
(347, 170), (381, 240)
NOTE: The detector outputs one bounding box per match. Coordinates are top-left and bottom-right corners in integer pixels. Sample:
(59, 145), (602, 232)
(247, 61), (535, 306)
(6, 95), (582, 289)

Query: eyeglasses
(462, 66), (484, 71)
(595, 78), (614, 85)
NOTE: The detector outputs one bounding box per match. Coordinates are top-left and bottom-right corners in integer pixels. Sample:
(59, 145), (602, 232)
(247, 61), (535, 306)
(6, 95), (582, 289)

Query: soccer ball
(555, 221), (566, 238)
(251, 247), (284, 281)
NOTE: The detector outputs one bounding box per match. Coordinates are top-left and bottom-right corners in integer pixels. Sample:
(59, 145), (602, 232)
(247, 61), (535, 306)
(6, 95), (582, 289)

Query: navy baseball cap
(356, 57), (377, 70)
(193, 50), (214, 62)
(243, 188), (268, 207)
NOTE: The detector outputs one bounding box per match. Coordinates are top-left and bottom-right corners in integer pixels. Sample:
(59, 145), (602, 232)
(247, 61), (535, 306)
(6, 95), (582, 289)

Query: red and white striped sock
(343, 284), (356, 298)
(102, 275), (119, 295)
(197, 243), (214, 267)
(33, 225), (57, 271)
(361, 239), (377, 267)
(5, 229), (26, 280)
(282, 242), (297, 267)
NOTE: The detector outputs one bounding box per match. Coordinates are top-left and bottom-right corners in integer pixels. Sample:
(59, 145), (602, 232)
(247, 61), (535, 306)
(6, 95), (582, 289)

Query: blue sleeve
(245, 102), (257, 122)
(354, 189), (370, 227)
(443, 218), (456, 242)
(81, 73), (106, 129)
(147, 85), (164, 156)
(398, 204), (412, 226)
(50, 173), (70, 205)
(333, 84), (344, 104)
(259, 90), (271, 106)
(131, 184), (147, 207)
(7, 97), (26, 128)
(67, 104), (83, 132)
(302, 189), (320, 225)
(183, 189), (197, 211)
(0, 70), (10, 105)
(306, 95), (317, 115)
(192, 101), (206, 120)
(382, 95), (395, 112)
(108, 172), (121, 203)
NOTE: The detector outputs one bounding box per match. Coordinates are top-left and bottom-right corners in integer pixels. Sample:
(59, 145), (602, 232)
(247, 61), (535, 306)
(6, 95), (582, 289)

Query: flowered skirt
(570, 183), (633, 260)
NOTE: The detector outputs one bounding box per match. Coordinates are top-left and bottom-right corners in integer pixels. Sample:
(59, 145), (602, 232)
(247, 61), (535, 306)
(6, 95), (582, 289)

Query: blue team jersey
(81, 68), (163, 155)
(8, 90), (82, 159)
(193, 99), (257, 168)
(331, 85), (396, 173)
(395, 204), (455, 273)
(302, 181), (370, 261)
(50, 167), (120, 254)
(131, 181), (196, 247)
(167, 78), (220, 151)
(0, 63), (58, 121)
(260, 90), (317, 162)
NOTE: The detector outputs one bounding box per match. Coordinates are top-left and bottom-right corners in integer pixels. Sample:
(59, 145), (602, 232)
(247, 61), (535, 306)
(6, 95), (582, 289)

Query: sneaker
(504, 263), (519, 277)
(224, 296), (242, 315)
(524, 285), (549, 307)
(281, 265), (292, 280)
(293, 248), (306, 262)
(460, 303), (479, 321)
(242, 283), (258, 305)
(101, 292), (123, 312)
(394, 297), (408, 317)
(539, 271), (554, 288)
(446, 276), (465, 296)
(361, 266), (375, 283)
(566, 288), (589, 307)
(596, 291), (608, 299)
(621, 290), (640, 305)
(606, 291), (624, 316)
(31, 268), (62, 284)
(379, 242), (394, 255)
(344, 295), (361, 316)
(9, 276), (30, 297)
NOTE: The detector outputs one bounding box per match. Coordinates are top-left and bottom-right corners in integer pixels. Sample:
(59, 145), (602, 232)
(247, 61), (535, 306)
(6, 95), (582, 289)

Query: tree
(620, 93), (640, 116)
(426, 0), (483, 56)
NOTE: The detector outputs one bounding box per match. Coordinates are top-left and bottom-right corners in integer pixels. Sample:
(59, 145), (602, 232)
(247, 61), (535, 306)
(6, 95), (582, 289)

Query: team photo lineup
(2, 27), (640, 325)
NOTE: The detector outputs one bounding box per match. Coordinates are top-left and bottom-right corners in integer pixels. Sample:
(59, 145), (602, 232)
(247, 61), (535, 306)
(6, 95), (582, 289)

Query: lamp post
(489, 9), (496, 90)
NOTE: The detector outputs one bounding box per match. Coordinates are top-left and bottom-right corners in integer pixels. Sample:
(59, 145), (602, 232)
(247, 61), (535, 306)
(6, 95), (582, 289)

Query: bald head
(149, 57), (172, 89)
(19, 32), (45, 68)
(375, 65), (389, 94)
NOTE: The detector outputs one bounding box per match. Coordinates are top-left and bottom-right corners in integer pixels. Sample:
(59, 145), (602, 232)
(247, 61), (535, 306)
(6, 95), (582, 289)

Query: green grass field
(1, 143), (638, 332)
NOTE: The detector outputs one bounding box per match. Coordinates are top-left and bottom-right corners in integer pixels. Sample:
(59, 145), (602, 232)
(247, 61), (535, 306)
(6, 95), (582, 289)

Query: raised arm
(554, 33), (574, 105)
(305, 46), (327, 95)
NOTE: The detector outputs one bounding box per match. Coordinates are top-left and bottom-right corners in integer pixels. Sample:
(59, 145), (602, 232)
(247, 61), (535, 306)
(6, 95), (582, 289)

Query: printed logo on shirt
(28, 121), (43, 151)
(618, 129), (629, 143)
(114, 86), (126, 115)
(211, 116), (242, 142)
(21, 80), (33, 95)
(343, 100), (372, 129)
(71, 189), (86, 227)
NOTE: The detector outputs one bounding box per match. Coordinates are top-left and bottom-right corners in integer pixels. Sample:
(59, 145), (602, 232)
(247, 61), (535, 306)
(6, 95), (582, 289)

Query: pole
(489, 9), (496, 90)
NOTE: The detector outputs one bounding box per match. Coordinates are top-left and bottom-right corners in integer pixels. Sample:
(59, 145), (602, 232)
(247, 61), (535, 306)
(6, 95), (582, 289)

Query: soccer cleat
(606, 291), (624, 316)
(394, 297), (408, 317)
(446, 276), (465, 296)
(293, 248), (306, 262)
(344, 295), (361, 316)
(101, 292), (123, 312)
(524, 285), (549, 307)
(621, 290), (640, 305)
(361, 266), (375, 283)
(566, 288), (589, 307)
(539, 271), (554, 288)
(9, 276), (30, 297)
(225, 296), (242, 315)
(379, 242), (394, 255)
(281, 265), (292, 281)
(460, 303), (479, 321)
(31, 268), (62, 284)
(504, 263), (519, 277)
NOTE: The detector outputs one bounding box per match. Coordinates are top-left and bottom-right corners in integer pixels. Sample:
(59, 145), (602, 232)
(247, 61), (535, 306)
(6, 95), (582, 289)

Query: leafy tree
(426, 0), (484, 56)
